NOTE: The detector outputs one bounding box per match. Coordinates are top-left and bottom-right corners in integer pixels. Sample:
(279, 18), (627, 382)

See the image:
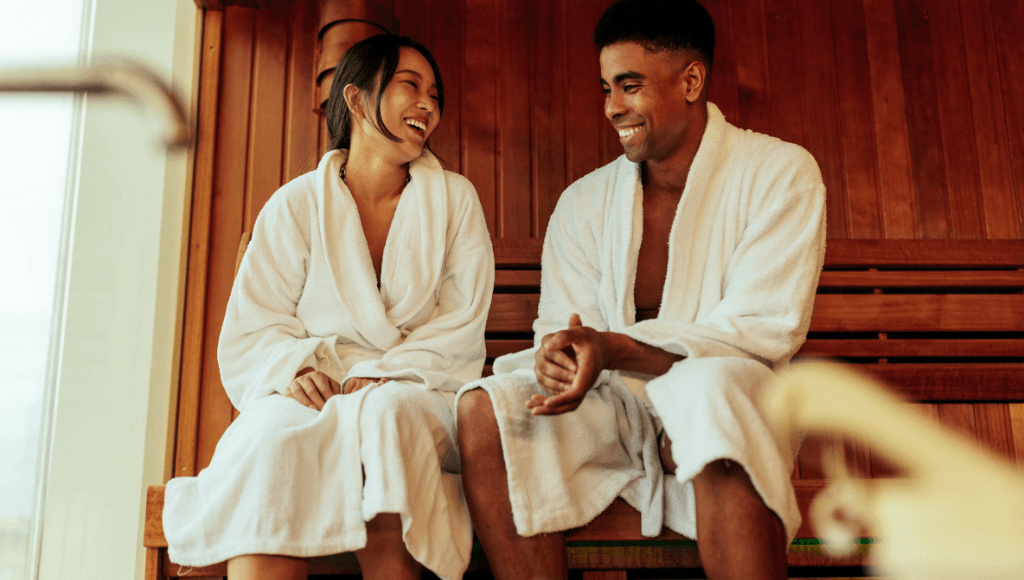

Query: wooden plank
(145, 546), (163, 580)
(144, 486), (168, 548)
(798, 339), (1024, 359)
(563, 0), (604, 183)
(809, 294), (1024, 332)
(530, 0), (567, 239)
(831, 0), (882, 239)
(175, 9), (224, 480)
(486, 339), (533, 359)
(764, 0), (808, 149)
(245, 2), (289, 230)
(462, 0), (498, 234)
(798, 0), (848, 239)
(795, 434), (831, 480)
(427, 0), (463, 173)
(989, 0), (1024, 237)
(486, 293), (540, 332)
(731, 0), (773, 135)
(281, 0), (319, 181)
(494, 269), (541, 289)
(496, 0), (533, 238)
(822, 239), (1024, 267)
(974, 403), (1017, 461)
(493, 237), (543, 266)
(853, 364), (1024, 402)
(893, 0), (950, 239)
(928, 0), (984, 240)
(197, 6), (256, 471)
(395, 0), (430, 45)
(863, 0), (917, 238)
(960, 0), (1020, 239)
(817, 269), (1024, 287)
(1010, 403), (1024, 470)
(937, 402), (979, 442)
(702, 0), (740, 124)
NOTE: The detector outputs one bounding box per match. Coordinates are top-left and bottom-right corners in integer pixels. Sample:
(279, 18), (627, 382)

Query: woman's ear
(343, 83), (364, 120)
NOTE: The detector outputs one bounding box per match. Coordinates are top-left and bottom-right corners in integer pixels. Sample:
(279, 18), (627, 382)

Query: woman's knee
(360, 382), (447, 427)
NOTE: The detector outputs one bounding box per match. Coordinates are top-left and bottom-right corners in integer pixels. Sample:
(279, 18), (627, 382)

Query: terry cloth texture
(457, 102), (826, 543)
(164, 149), (493, 580)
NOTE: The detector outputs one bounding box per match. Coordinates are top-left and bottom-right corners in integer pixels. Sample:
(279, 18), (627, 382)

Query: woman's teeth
(405, 118), (426, 133)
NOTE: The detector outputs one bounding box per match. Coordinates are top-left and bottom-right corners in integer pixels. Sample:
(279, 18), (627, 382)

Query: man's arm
(529, 314), (682, 415)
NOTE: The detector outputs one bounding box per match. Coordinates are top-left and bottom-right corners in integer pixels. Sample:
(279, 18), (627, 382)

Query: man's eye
(624, 84), (640, 93)
(601, 87), (611, 95)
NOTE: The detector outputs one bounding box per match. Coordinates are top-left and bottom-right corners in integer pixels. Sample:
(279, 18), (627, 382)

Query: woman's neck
(343, 144), (410, 204)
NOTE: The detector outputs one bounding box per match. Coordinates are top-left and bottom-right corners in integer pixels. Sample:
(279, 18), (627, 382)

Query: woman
(162, 35), (493, 580)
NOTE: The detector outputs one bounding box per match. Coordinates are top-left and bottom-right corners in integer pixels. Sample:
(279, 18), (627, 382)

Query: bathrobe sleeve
(218, 178), (325, 411)
(624, 144), (827, 367)
(343, 174), (494, 392)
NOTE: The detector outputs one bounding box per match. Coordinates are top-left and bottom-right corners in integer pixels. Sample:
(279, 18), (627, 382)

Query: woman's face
(363, 47), (440, 163)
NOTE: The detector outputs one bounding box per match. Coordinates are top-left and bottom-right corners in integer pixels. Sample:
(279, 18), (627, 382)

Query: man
(456, 1), (826, 578)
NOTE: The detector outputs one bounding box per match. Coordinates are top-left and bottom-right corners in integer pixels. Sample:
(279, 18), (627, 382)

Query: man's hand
(528, 313), (608, 415)
(342, 376), (390, 394)
(285, 368), (341, 410)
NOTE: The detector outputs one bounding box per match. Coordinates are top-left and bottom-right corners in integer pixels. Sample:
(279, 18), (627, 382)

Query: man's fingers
(568, 313), (582, 328)
(531, 398), (581, 416)
(546, 349), (577, 373)
(538, 359), (574, 384)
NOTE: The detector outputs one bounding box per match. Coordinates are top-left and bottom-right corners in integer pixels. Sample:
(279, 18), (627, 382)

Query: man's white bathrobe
(458, 103), (825, 542)
(163, 150), (493, 580)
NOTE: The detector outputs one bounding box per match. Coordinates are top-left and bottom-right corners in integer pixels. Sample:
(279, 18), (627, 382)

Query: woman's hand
(285, 368), (341, 410)
(343, 376), (390, 394)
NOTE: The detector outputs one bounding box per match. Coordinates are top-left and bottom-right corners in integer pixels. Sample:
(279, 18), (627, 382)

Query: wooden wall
(172, 0), (1024, 478)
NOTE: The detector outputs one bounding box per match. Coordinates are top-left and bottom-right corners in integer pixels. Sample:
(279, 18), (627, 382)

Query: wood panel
(809, 294), (1024, 333)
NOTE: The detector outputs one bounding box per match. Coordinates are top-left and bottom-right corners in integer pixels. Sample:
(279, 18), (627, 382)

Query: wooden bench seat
(144, 238), (1023, 579)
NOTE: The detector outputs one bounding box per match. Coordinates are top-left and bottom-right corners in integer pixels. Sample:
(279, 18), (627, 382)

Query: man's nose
(605, 92), (625, 120)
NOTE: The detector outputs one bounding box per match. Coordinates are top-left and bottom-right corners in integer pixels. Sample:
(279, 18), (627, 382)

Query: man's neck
(641, 104), (708, 198)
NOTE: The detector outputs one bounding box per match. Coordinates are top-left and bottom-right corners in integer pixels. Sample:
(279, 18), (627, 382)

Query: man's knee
(696, 459), (760, 500)
(456, 388), (501, 458)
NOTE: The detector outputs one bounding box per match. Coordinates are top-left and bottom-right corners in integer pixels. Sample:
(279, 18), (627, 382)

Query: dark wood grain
(822, 239), (1024, 267)
(810, 294), (1024, 332)
(863, 0), (918, 238)
(462, 0), (498, 232)
(831, 0), (882, 239)
(282, 0), (319, 181)
(731, 0), (772, 135)
(496, 0), (533, 238)
(798, 338), (1024, 359)
(989, 0), (1024, 239)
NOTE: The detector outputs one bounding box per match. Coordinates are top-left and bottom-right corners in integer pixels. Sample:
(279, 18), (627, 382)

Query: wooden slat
(563, 0), (603, 183)
(894, 0), (950, 239)
(486, 293), (540, 332)
(1010, 403), (1024, 470)
(818, 269), (1024, 287)
(425, 0), (463, 173)
(975, 403), (1017, 461)
(494, 269), (541, 289)
(853, 363), (1024, 401)
(731, 0), (772, 135)
(529, 0), (566, 239)
(960, 0), (1021, 239)
(144, 486), (167, 548)
(175, 9), (224, 480)
(929, 0), (984, 240)
(989, 0), (1024, 239)
(496, 0), (533, 238)
(462, 0), (498, 233)
(831, 0), (882, 239)
(486, 339), (533, 359)
(823, 239), (1024, 267)
(281, 0), (319, 181)
(863, 0), (917, 238)
(798, 339), (1024, 359)
(809, 294), (1024, 332)
(764, 0), (808, 151)
(493, 238), (543, 267)
(937, 403), (979, 442)
(318, 0), (398, 36)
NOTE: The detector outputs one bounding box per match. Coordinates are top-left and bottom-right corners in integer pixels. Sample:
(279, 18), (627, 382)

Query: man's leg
(692, 457), (788, 580)
(457, 388), (568, 580)
(355, 513), (421, 580)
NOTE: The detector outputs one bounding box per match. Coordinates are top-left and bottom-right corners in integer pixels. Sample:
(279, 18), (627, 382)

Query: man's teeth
(405, 118), (426, 132)
(618, 125), (641, 138)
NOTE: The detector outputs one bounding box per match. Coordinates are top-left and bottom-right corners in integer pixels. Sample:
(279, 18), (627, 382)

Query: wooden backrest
(486, 239), (1024, 402)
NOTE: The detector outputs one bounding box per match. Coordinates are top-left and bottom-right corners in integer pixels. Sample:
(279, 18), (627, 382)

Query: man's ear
(343, 83), (364, 120)
(680, 60), (707, 104)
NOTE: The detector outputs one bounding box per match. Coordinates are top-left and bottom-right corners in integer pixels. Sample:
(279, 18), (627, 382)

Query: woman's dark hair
(593, 0), (715, 70)
(325, 35), (445, 151)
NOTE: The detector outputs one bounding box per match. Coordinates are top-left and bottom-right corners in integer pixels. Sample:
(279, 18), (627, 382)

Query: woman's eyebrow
(395, 69), (437, 89)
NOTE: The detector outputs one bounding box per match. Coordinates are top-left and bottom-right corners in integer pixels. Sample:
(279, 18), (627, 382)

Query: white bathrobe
(459, 103), (825, 542)
(163, 149), (493, 580)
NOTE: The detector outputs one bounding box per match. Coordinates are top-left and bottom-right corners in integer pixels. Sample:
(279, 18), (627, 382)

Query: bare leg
(354, 513), (421, 580)
(457, 388), (568, 580)
(227, 555), (308, 580)
(693, 458), (788, 580)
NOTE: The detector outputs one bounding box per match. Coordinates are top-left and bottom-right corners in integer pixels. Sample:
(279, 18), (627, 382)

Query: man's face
(600, 42), (700, 165)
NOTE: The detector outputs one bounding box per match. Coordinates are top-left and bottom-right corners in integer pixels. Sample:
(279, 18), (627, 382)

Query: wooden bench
(144, 238), (1024, 579)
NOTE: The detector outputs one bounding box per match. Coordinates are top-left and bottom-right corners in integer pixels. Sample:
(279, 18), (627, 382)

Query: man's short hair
(593, 0), (715, 69)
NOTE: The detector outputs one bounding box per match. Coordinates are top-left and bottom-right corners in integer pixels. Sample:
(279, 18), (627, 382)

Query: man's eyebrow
(601, 71), (645, 85)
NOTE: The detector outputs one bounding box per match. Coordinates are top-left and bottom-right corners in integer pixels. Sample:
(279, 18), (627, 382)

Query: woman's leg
(355, 513), (422, 580)
(227, 555), (308, 580)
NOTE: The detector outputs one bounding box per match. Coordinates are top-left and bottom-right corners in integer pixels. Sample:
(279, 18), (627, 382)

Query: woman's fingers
(309, 372), (334, 402)
(298, 377), (326, 409)
(286, 384), (318, 410)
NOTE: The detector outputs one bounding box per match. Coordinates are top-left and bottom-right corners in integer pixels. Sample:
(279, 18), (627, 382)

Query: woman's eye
(404, 80), (418, 89)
